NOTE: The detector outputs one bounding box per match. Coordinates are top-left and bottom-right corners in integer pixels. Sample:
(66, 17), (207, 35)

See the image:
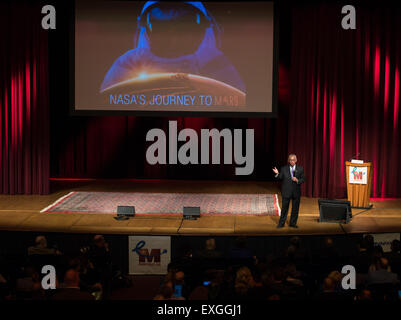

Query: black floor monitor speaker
(318, 199), (352, 223)
(183, 206), (200, 220)
(115, 206), (135, 220)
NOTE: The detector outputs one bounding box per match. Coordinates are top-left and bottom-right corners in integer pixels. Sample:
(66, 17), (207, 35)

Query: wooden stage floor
(0, 180), (400, 236)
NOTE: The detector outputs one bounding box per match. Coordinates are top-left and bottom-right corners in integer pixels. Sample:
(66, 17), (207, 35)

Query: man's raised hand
(272, 167), (279, 175)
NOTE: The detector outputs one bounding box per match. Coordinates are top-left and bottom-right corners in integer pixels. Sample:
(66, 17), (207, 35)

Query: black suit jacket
(276, 165), (305, 198)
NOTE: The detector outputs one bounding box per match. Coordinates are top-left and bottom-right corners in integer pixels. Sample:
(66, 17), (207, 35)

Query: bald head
(359, 289), (372, 300)
(63, 269), (80, 287)
(379, 257), (389, 270)
(175, 271), (185, 281)
(322, 277), (335, 292)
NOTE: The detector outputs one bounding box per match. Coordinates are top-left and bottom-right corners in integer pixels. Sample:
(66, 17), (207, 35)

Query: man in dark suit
(272, 154), (305, 228)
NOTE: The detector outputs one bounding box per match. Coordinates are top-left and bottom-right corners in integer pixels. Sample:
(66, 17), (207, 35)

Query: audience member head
(235, 266), (254, 295)
(164, 268), (176, 284)
(358, 289), (372, 300)
(284, 264), (298, 279)
(290, 236), (301, 249)
(175, 270), (185, 280)
(93, 235), (106, 248)
(189, 286), (208, 300)
(164, 280), (174, 289)
(363, 234), (375, 251)
(205, 238), (216, 251)
(63, 269), (80, 288)
(35, 236), (47, 248)
(377, 257), (390, 271)
(78, 255), (94, 271)
(261, 270), (274, 287)
(323, 237), (334, 248)
(167, 262), (178, 274)
(328, 270), (343, 287)
(156, 282), (174, 300)
(175, 270), (185, 285)
(390, 239), (400, 253)
(68, 257), (82, 271)
(322, 277), (335, 292)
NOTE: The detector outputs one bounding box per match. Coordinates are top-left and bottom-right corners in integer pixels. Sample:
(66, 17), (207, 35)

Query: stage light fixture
(318, 200), (352, 223)
(114, 206), (135, 220)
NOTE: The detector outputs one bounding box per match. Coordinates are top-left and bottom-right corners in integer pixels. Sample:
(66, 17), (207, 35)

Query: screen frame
(69, 0), (279, 118)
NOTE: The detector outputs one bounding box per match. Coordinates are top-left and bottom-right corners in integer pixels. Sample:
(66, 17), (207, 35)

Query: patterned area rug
(41, 192), (281, 216)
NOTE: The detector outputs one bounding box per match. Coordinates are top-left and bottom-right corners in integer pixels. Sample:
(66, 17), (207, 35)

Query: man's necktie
(291, 167), (294, 178)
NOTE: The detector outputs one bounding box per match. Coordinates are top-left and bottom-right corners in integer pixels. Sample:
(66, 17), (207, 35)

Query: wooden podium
(345, 161), (373, 209)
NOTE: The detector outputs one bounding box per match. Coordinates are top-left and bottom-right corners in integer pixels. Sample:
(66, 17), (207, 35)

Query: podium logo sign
(129, 236), (171, 275)
(349, 166), (367, 184)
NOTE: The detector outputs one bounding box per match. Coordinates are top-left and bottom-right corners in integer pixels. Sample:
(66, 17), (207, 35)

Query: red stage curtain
(0, 3), (49, 194)
(288, 4), (401, 198)
(51, 114), (289, 181)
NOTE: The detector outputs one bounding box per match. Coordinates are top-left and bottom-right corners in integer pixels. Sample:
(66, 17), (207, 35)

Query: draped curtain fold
(0, 2), (49, 194)
(50, 115), (289, 181)
(288, 4), (401, 198)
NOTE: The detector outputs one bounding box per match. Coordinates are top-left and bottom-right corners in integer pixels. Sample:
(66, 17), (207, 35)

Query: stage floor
(0, 180), (400, 236)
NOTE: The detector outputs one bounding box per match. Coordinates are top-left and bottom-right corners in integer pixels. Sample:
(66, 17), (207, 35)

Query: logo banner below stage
(129, 236), (171, 275)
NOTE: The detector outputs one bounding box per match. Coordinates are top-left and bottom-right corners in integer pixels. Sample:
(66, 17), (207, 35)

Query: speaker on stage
(115, 206), (135, 220)
(183, 206), (200, 220)
(318, 199), (352, 223)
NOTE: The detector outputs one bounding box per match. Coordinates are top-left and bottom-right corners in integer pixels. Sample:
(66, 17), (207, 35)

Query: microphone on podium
(349, 152), (360, 161)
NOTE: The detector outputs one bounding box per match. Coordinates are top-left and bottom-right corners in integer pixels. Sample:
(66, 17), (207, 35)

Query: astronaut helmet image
(100, 1), (245, 106)
(135, 1), (214, 58)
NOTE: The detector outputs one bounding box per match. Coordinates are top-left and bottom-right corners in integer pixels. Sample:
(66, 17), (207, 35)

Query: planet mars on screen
(101, 73), (246, 107)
